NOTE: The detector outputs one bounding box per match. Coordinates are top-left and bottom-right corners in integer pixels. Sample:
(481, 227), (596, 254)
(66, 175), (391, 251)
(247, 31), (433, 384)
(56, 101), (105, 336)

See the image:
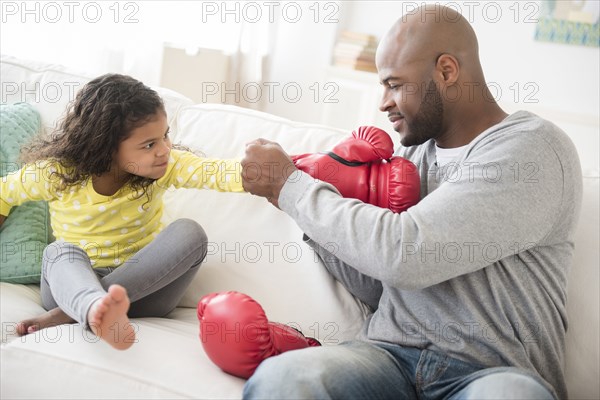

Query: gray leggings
(40, 219), (207, 325)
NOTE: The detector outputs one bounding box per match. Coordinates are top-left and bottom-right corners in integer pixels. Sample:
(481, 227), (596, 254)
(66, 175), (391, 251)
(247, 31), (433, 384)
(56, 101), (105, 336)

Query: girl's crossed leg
(17, 219), (207, 350)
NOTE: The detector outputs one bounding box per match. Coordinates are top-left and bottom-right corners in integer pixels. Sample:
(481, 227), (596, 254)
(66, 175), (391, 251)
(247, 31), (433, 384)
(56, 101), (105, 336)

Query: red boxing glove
(197, 291), (321, 379)
(292, 126), (420, 213)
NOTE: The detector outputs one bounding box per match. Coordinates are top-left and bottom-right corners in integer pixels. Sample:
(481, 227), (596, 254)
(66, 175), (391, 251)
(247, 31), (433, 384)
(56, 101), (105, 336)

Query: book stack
(332, 31), (378, 73)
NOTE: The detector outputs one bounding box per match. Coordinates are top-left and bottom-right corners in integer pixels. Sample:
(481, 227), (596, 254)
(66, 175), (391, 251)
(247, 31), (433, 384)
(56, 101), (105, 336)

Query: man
(241, 5), (581, 399)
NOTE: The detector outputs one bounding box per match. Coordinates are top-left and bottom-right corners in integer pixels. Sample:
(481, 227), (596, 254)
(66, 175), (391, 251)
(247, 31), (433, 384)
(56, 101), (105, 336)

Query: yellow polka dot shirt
(0, 150), (244, 268)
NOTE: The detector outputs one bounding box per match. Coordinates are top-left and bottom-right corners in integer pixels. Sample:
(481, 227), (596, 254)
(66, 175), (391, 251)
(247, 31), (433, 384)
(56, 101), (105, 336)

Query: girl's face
(113, 112), (171, 180)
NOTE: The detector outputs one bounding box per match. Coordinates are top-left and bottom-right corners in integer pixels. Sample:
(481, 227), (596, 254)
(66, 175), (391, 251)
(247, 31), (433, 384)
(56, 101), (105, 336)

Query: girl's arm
(0, 161), (59, 219)
(158, 149), (245, 193)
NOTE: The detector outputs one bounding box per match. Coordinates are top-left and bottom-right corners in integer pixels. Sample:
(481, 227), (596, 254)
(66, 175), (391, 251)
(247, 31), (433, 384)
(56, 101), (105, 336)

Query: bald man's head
(376, 5), (481, 80)
(377, 5), (505, 148)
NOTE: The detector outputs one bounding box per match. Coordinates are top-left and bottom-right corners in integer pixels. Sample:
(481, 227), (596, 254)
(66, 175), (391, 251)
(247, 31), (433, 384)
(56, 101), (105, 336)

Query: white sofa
(1, 55), (598, 399)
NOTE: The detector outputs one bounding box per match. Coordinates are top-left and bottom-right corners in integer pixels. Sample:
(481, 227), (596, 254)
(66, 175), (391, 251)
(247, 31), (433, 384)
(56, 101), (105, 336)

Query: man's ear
(435, 53), (459, 85)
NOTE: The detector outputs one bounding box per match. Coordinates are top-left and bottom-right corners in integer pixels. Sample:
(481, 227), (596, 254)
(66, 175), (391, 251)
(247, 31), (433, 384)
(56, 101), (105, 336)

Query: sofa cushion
(0, 103), (51, 284)
(564, 175), (600, 399)
(167, 104), (371, 344)
(0, 283), (246, 398)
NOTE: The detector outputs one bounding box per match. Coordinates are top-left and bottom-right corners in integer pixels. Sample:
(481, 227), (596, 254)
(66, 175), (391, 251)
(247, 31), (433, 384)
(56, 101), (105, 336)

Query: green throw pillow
(0, 103), (51, 284)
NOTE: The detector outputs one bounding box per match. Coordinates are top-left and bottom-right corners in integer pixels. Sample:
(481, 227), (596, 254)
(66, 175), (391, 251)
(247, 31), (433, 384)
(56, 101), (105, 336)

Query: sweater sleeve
(279, 128), (566, 290)
(157, 149), (245, 193)
(0, 161), (60, 216)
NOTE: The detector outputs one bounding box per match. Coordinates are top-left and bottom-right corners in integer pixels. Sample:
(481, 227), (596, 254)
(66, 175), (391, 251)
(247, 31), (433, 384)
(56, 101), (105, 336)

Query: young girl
(0, 74), (245, 350)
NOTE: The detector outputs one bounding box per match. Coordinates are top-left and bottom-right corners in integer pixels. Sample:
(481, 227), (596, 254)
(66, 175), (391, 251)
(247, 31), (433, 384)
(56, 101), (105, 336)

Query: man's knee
(244, 353), (296, 398)
(243, 349), (329, 399)
(462, 370), (555, 400)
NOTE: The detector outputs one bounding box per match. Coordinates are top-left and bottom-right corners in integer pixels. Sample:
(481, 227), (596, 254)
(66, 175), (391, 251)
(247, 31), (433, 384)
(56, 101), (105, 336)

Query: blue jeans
(41, 218), (207, 324)
(243, 340), (556, 399)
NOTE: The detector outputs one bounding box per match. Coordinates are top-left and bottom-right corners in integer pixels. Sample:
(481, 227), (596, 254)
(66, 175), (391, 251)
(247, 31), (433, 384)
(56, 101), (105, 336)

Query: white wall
(265, 0), (599, 119)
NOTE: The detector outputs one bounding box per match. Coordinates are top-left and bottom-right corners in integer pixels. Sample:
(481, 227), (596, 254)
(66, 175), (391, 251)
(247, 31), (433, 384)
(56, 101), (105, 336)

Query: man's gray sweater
(279, 111), (582, 399)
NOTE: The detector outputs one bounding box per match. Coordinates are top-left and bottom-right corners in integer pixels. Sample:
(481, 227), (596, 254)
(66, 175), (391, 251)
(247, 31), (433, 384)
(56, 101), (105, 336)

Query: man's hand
(241, 138), (297, 208)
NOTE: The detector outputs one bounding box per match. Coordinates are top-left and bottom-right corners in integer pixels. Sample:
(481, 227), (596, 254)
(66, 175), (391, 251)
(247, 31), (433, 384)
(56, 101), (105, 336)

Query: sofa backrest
(167, 104), (371, 343)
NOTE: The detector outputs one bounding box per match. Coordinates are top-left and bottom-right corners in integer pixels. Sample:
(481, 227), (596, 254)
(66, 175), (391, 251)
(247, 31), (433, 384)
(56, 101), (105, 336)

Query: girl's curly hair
(21, 74), (165, 201)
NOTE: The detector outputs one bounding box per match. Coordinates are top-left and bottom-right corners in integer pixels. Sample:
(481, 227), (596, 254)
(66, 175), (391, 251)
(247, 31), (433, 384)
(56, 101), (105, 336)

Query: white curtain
(227, 12), (273, 109)
(1, 1), (272, 94)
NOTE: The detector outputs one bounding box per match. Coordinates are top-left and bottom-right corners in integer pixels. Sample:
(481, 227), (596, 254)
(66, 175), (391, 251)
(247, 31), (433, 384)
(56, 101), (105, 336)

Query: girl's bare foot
(87, 285), (135, 350)
(17, 307), (75, 335)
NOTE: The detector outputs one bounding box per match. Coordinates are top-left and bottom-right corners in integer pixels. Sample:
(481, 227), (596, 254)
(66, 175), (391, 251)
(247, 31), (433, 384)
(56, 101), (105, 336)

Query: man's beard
(402, 80), (444, 147)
